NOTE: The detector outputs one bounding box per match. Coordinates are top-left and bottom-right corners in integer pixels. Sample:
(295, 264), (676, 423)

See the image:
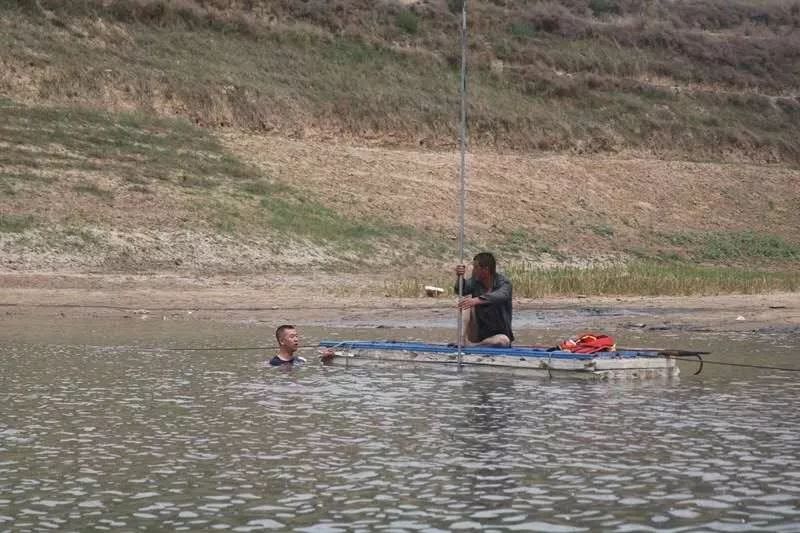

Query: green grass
(182, 174), (437, 261)
(509, 22), (537, 40)
(127, 184), (152, 194)
(73, 183), (113, 199)
(0, 214), (36, 233)
(589, 0), (621, 16)
(0, 99), (255, 189)
(0, 98), (438, 262)
(195, 184), (415, 248)
(499, 229), (534, 254)
(663, 231), (800, 261)
(700, 232), (800, 261)
(203, 197), (246, 234)
(0, 171), (55, 196)
(396, 10), (419, 35)
(194, 177), (396, 246)
(242, 179), (280, 197)
(61, 226), (101, 248)
(589, 223), (615, 238)
(250, 183), (422, 252)
(497, 229), (565, 259)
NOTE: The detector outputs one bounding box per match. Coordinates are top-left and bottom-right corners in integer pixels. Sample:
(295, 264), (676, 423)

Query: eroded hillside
(1, 0), (798, 279)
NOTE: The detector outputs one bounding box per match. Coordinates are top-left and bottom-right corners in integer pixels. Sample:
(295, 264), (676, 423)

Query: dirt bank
(2, 272), (798, 336)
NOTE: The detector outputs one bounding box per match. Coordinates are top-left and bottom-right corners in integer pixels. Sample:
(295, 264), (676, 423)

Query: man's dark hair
(473, 252), (496, 275)
(275, 324), (295, 343)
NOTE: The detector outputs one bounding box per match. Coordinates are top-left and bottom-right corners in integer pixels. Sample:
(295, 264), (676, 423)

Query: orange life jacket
(558, 333), (616, 354)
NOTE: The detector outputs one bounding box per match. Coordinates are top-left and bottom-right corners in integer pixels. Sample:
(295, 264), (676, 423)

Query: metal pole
(456, 0), (468, 367)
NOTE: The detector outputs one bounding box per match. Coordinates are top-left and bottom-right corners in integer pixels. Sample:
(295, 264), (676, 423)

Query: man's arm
(478, 277), (512, 304)
(319, 348), (335, 364)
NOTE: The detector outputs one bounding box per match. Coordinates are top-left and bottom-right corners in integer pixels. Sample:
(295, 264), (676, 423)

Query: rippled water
(2, 319), (800, 531)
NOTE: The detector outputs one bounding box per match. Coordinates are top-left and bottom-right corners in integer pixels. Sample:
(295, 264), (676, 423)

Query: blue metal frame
(318, 340), (660, 360)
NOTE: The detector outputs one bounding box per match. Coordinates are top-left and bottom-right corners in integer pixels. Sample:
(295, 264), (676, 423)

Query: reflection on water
(2, 320), (800, 531)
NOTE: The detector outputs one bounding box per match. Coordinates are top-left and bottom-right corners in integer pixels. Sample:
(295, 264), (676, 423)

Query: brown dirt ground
(2, 272), (798, 335)
(223, 133), (800, 252)
(2, 132), (799, 272)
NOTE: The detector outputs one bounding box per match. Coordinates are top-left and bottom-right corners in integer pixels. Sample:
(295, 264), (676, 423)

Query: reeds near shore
(508, 261), (800, 297)
(385, 261), (800, 298)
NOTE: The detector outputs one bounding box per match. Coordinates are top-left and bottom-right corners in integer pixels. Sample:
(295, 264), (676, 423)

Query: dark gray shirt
(455, 273), (514, 342)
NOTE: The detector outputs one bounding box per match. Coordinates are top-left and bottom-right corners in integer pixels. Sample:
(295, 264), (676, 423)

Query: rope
(670, 355), (800, 373)
(82, 344), (800, 374)
(105, 342), (354, 354)
(123, 345), (269, 352)
(0, 303), (455, 312)
(106, 347), (800, 374)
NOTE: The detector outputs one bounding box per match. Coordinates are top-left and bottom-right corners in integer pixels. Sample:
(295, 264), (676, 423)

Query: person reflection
(463, 374), (515, 443)
(456, 375), (519, 508)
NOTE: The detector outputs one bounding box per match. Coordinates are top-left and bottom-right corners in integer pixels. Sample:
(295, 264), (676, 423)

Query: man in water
(454, 252), (514, 347)
(269, 324), (335, 366)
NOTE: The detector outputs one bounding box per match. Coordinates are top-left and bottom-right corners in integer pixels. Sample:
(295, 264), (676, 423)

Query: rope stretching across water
(102, 345), (800, 374)
(667, 354), (800, 373)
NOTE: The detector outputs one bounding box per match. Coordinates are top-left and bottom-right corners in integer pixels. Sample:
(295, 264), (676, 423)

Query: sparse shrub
(590, 224), (615, 238)
(128, 184), (152, 194)
(259, 192), (386, 245)
(178, 174), (217, 188)
(509, 21), (536, 39)
(0, 214), (35, 233)
(776, 97), (800, 115)
(447, 0), (464, 15)
(64, 226), (100, 247)
(589, 0), (620, 17)
(396, 10), (419, 34)
(662, 231), (800, 261)
(73, 183), (113, 198)
(585, 74), (605, 90)
(124, 175), (148, 185)
(533, 13), (560, 33)
(242, 179), (282, 196)
(526, 2), (591, 37)
(700, 232), (800, 261)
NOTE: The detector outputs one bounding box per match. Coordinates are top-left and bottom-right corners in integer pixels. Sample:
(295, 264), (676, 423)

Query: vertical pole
(456, 0), (468, 367)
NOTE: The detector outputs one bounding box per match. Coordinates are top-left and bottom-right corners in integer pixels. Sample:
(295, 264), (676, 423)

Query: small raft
(318, 341), (682, 380)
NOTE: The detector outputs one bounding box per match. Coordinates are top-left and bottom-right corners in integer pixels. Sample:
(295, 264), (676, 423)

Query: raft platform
(318, 341), (681, 380)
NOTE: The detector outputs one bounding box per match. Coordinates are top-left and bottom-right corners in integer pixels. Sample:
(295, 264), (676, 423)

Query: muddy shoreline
(2, 272), (799, 337)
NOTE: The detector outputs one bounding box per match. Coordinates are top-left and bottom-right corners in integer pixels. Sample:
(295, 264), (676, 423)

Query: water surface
(2, 318), (799, 531)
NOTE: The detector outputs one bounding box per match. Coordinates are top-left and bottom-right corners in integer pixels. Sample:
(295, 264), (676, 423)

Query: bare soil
(3, 132), (799, 274)
(2, 272), (798, 335)
(223, 133), (800, 254)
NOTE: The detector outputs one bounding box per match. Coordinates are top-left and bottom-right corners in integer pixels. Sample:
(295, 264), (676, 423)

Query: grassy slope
(0, 99), (438, 272)
(0, 0), (799, 289)
(4, 0), (798, 158)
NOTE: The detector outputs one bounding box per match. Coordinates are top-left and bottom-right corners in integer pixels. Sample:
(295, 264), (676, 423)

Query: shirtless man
(269, 324), (335, 366)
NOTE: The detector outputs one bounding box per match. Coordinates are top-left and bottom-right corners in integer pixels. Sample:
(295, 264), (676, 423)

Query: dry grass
(0, 99), (443, 271)
(1, 1), (798, 162)
(506, 261), (800, 297)
(382, 261), (800, 298)
(1, 1), (799, 288)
